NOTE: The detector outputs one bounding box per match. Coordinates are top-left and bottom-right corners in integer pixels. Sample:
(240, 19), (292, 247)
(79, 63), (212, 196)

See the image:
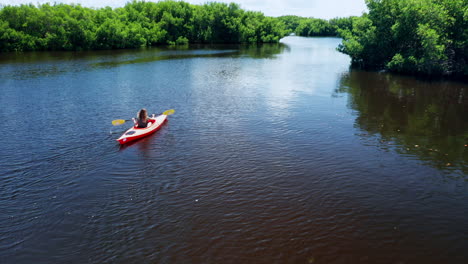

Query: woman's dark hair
(138, 108), (148, 121)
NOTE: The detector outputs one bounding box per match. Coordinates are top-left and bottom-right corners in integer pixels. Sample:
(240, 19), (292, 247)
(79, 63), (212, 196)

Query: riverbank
(0, 1), (286, 52)
(337, 0), (467, 79)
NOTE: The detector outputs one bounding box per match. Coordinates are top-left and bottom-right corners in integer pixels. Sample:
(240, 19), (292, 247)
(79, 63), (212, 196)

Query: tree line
(0, 0), (287, 51)
(0, 0), (358, 52)
(278, 15), (355, 37)
(337, 0), (468, 78)
(1, 0), (466, 78)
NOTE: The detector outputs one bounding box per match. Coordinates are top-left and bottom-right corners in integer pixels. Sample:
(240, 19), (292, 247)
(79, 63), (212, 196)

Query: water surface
(0, 37), (467, 263)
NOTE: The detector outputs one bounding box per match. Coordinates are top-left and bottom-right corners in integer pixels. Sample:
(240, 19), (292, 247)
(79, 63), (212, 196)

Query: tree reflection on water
(335, 70), (467, 176)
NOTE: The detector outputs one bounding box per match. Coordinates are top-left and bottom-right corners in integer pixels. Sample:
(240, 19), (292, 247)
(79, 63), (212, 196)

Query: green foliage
(175, 36), (188, 45)
(0, 0), (287, 52)
(277, 15), (303, 34)
(337, 15), (379, 67)
(296, 18), (335, 36)
(278, 16), (356, 37)
(338, 0), (468, 77)
(329, 17), (356, 32)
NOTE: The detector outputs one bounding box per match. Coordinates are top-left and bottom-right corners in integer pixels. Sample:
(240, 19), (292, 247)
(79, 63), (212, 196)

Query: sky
(1, 0), (368, 19)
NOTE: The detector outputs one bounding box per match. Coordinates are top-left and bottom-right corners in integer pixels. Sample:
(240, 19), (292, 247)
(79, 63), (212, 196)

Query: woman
(133, 108), (153, 128)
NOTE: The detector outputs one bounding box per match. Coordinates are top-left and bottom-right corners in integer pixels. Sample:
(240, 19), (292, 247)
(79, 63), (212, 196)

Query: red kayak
(116, 114), (167, 145)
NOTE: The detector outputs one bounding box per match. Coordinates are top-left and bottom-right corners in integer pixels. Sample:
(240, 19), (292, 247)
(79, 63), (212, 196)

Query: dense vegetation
(1, 0), (466, 79)
(278, 15), (355, 37)
(0, 0), (287, 51)
(338, 0), (468, 78)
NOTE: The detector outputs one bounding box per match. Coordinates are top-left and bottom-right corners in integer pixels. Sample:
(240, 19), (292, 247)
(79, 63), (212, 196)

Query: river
(0, 36), (466, 263)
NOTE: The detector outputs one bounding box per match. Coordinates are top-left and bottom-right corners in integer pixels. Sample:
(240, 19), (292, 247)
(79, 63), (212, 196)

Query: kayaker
(133, 108), (153, 128)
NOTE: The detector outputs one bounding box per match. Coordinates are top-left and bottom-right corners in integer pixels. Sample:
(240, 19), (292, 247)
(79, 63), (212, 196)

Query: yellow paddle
(112, 109), (175, 126)
(111, 119), (129, 126)
(162, 109), (175, 116)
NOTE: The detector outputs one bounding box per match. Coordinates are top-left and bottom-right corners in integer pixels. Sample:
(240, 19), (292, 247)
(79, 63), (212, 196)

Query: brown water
(0, 37), (467, 263)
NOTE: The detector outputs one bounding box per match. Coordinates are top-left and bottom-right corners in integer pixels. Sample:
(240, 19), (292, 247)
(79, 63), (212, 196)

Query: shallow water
(0, 37), (467, 263)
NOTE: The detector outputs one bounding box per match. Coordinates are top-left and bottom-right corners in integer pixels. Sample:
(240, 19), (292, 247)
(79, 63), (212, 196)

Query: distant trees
(2, 0), (465, 78)
(0, 0), (287, 52)
(337, 0), (468, 78)
(295, 18), (335, 36)
(278, 15), (356, 37)
(278, 0), (468, 78)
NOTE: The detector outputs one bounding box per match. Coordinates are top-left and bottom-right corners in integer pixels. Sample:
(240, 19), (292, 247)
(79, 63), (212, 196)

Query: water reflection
(1, 36), (467, 263)
(0, 43), (286, 80)
(336, 70), (468, 174)
(90, 43), (287, 67)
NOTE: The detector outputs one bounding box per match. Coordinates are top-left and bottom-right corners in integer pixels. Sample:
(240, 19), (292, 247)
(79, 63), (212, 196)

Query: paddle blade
(112, 119), (127, 126)
(162, 109), (175, 116)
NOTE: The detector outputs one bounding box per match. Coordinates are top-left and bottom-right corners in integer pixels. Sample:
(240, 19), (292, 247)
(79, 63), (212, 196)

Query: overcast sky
(1, 0), (368, 19)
